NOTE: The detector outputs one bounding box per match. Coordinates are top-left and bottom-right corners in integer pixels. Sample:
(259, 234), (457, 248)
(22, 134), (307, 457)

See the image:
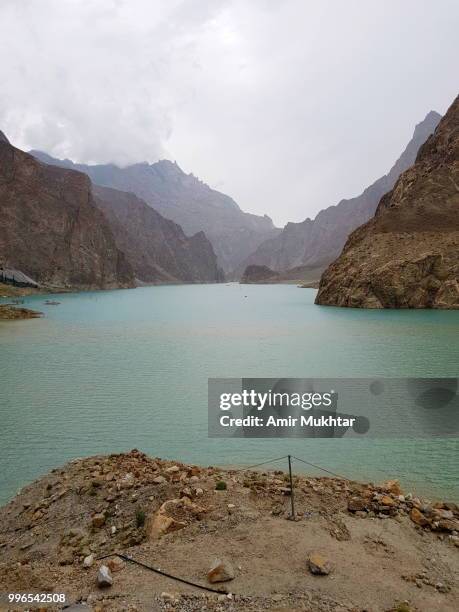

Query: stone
(436, 519), (458, 532)
(148, 506), (187, 539)
(348, 497), (367, 512)
(161, 592), (178, 603)
(97, 564), (113, 588)
(83, 554), (94, 568)
(434, 509), (454, 520)
(207, 558), (235, 583)
(410, 508), (429, 527)
(58, 548), (74, 565)
(91, 513), (106, 528)
(380, 495), (396, 507)
(165, 465), (180, 473)
(381, 480), (402, 496)
(308, 552), (332, 575)
(107, 557), (125, 572)
(152, 476), (167, 485)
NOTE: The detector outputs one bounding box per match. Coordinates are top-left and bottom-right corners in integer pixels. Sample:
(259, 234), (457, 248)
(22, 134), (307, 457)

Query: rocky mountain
(29, 152), (279, 273)
(93, 185), (224, 284)
(239, 111), (441, 276)
(240, 265), (281, 283)
(0, 138), (134, 290)
(316, 95), (459, 309)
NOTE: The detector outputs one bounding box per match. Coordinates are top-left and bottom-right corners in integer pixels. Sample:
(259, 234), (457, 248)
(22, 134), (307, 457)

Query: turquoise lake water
(1, 284), (458, 504)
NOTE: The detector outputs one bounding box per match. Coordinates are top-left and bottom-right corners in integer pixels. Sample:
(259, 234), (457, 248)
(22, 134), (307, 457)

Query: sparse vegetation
(135, 508), (146, 528)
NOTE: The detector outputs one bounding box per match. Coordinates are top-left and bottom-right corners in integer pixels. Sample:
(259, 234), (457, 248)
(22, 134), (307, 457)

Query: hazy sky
(1, 0), (457, 226)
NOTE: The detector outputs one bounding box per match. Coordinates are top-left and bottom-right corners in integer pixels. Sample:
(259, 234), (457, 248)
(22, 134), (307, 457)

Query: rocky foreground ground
(0, 450), (457, 612)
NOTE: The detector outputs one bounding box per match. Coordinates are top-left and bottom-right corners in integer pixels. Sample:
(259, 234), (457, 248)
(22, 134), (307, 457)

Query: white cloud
(0, 0), (457, 225)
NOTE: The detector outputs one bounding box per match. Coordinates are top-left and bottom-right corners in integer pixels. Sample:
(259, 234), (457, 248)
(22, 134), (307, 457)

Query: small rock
(91, 513), (106, 528)
(97, 564), (113, 588)
(437, 518), (458, 532)
(58, 548), (74, 565)
(83, 554), (94, 568)
(161, 591), (178, 603)
(380, 495), (396, 507)
(165, 465), (180, 473)
(207, 558), (235, 583)
(410, 508), (429, 527)
(308, 552), (332, 575)
(348, 497), (367, 512)
(381, 479), (402, 495)
(152, 476), (167, 485)
(107, 556), (125, 572)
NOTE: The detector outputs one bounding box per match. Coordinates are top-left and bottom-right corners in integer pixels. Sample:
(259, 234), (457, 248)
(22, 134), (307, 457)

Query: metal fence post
(288, 454), (295, 519)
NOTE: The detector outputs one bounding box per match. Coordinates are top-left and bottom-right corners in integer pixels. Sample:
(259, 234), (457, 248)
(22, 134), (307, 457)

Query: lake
(1, 283), (458, 504)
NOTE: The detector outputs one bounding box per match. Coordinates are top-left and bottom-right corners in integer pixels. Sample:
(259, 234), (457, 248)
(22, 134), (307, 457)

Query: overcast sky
(1, 0), (457, 226)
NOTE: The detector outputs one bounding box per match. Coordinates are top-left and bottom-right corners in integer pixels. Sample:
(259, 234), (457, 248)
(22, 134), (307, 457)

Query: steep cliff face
(93, 185), (224, 283)
(240, 111), (441, 275)
(0, 139), (134, 290)
(29, 153), (279, 274)
(316, 96), (459, 309)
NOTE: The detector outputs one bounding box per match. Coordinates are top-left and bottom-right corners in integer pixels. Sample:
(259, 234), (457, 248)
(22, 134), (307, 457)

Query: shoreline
(1, 450), (457, 611)
(0, 304), (42, 320)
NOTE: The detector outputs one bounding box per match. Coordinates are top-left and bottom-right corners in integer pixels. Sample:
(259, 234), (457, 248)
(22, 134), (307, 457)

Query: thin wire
(97, 552), (228, 595)
(292, 455), (350, 481)
(239, 455), (289, 471)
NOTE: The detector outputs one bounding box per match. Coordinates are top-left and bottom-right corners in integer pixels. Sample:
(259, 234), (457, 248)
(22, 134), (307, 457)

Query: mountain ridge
(238, 110), (442, 276)
(30, 151), (280, 273)
(315, 96), (459, 309)
(0, 139), (134, 290)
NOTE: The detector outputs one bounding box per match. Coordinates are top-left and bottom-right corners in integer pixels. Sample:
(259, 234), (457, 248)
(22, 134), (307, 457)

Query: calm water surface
(1, 284), (458, 504)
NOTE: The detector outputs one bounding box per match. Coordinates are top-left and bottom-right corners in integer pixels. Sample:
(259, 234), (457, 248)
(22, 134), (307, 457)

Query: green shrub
(215, 480), (227, 491)
(135, 508), (146, 528)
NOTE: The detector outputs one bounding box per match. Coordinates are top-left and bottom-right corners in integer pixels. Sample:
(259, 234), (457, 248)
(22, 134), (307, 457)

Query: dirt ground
(0, 451), (457, 611)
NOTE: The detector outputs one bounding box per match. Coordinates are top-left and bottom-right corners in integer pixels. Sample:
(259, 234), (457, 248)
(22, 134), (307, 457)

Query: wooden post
(288, 454), (295, 519)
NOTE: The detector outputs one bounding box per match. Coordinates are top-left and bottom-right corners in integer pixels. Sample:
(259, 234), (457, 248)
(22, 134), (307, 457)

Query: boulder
(308, 552), (332, 575)
(97, 564), (113, 588)
(207, 558), (235, 583)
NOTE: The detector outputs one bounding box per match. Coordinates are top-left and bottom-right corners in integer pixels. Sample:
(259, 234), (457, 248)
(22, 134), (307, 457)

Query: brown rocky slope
(0, 137), (134, 291)
(30, 152), (280, 275)
(0, 450), (457, 611)
(94, 186), (224, 284)
(316, 95), (459, 309)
